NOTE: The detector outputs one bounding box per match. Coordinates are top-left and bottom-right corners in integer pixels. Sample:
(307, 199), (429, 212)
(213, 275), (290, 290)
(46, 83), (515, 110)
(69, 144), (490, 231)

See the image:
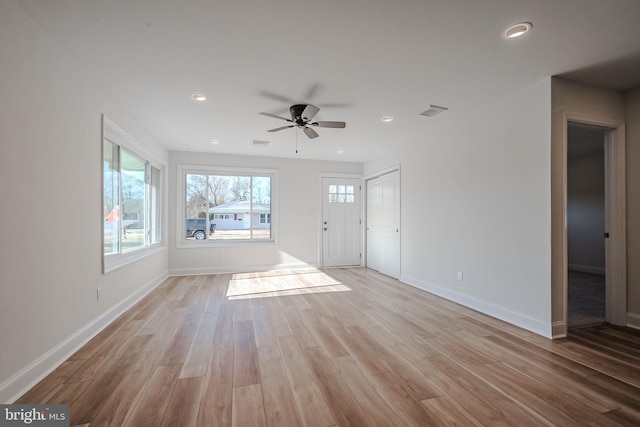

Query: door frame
(364, 164), (401, 277)
(318, 173), (364, 268)
(562, 113), (627, 333)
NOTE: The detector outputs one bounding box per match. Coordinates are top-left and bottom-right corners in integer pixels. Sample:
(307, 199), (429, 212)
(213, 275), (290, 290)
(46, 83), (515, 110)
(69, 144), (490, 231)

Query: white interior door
(322, 177), (361, 267)
(366, 170), (400, 278)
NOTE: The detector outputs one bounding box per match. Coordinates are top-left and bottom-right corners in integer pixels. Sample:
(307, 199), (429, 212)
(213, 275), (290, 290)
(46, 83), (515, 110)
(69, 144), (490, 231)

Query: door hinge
(360, 253), (362, 258)
(359, 219), (362, 224)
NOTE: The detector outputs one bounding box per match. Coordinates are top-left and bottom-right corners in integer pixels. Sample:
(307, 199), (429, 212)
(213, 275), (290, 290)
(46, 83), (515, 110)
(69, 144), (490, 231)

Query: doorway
(567, 122), (606, 328)
(321, 176), (362, 267)
(365, 168), (400, 278)
(563, 116), (627, 332)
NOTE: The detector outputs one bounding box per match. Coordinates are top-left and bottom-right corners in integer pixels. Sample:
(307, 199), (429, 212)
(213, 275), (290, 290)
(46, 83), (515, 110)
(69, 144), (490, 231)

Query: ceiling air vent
(420, 105), (448, 117)
(252, 139), (270, 147)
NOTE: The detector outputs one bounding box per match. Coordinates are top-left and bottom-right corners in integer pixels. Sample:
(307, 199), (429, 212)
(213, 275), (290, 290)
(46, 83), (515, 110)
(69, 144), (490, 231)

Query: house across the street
(208, 200), (271, 230)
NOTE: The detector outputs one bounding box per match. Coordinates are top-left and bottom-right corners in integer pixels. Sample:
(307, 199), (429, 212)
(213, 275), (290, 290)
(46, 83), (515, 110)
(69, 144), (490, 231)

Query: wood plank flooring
(16, 268), (640, 426)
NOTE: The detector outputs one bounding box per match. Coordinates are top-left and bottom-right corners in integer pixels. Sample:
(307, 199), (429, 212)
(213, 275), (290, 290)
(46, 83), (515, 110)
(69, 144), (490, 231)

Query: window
(328, 184), (355, 203)
(103, 116), (163, 272)
(179, 165), (275, 244)
(214, 214), (235, 220)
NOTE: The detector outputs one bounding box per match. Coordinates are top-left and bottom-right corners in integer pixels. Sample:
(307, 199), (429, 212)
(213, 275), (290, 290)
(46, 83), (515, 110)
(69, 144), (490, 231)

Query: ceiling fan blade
(267, 125), (294, 132)
(312, 121), (346, 128)
(304, 83), (321, 101)
(259, 112), (292, 122)
(258, 90), (296, 104)
(301, 104), (320, 121)
(270, 107), (291, 115)
(317, 102), (352, 109)
(303, 127), (319, 139)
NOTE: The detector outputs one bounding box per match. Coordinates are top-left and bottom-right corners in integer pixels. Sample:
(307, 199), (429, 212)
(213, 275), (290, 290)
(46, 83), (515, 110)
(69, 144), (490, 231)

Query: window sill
(103, 243), (165, 273)
(176, 239), (276, 249)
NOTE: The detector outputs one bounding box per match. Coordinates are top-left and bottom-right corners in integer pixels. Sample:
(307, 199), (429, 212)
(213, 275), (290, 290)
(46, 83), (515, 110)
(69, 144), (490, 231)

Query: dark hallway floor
(568, 270), (606, 329)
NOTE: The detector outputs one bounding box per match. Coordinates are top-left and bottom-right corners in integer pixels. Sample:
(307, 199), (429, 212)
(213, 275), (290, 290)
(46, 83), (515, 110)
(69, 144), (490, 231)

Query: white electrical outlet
(97, 287), (102, 300)
(457, 271), (463, 281)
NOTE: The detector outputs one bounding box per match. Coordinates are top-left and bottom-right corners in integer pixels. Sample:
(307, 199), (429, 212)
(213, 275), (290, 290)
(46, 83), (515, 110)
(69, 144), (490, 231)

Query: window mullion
(116, 145), (123, 254)
(249, 176), (253, 239)
(206, 174), (211, 240)
(145, 162), (150, 246)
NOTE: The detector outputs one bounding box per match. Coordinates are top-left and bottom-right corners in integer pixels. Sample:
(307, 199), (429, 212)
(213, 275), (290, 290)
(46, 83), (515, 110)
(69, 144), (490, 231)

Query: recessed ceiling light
(503, 22), (532, 39)
(336, 149), (344, 154)
(210, 139), (219, 144)
(381, 116), (394, 122)
(191, 93), (207, 102)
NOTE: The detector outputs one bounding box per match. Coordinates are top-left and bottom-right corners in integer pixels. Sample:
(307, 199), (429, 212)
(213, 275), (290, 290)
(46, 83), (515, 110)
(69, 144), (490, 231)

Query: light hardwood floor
(16, 268), (640, 426)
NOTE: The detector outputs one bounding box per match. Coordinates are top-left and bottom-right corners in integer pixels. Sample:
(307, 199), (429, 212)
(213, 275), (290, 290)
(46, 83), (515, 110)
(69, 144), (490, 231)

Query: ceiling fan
(259, 83), (351, 115)
(259, 104), (346, 139)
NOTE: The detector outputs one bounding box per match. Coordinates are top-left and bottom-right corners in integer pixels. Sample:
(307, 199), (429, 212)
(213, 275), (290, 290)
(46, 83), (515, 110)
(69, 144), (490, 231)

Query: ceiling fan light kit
(259, 104), (346, 139)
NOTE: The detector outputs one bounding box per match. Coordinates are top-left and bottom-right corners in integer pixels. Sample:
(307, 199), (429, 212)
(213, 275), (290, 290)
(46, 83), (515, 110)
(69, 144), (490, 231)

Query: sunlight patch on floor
(226, 268), (351, 300)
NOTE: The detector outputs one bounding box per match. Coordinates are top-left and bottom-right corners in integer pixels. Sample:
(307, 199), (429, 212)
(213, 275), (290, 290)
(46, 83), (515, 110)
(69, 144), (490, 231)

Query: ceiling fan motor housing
(290, 104), (315, 123)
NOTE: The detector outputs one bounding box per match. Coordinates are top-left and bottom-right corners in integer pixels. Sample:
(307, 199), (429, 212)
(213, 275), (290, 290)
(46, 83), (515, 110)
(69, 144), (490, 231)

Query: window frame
(102, 115), (164, 273)
(177, 164), (277, 247)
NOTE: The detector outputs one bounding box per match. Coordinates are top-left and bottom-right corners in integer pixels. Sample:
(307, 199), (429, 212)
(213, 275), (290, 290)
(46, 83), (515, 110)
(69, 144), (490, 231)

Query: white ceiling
(15, 0), (640, 162)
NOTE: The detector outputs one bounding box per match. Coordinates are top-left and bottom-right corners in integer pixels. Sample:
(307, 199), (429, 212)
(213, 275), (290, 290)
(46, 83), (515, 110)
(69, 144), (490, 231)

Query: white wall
(567, 152), (605, 273)
(169, 151), (362, 275)
(625, 88), (640, 327)
(366, 78), (553, 336)
(0, 2), (169, 402)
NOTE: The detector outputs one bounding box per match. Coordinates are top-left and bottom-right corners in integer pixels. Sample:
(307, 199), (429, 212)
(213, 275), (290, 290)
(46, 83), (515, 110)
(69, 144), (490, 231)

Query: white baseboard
(399, 273), (553, 338)
(567, 264), (605, 275)
(552, 321), (567, 339)
(627, 312), (640, 330)
(0, 271), (168, 404)
(169, 262), (317, 276)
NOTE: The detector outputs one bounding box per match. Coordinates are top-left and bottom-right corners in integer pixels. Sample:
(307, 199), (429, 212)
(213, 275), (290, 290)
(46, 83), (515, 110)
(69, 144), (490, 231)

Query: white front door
(322, 177), (361, 267)
(366, 170), (400, 278)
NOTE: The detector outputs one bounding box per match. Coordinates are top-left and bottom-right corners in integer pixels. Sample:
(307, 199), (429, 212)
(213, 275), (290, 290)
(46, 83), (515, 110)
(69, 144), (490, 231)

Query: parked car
(186, 218), (208, 240)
